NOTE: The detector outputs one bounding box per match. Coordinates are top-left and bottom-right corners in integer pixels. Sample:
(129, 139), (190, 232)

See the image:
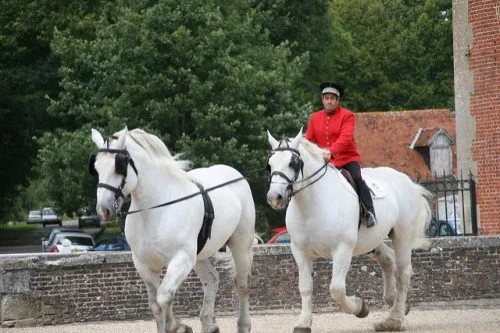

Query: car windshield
(58, 236), (93, 246)
(93, 237), (130, 251)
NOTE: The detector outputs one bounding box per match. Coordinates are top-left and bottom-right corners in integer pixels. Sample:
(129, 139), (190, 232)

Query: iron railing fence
(419, 171), (477, 237)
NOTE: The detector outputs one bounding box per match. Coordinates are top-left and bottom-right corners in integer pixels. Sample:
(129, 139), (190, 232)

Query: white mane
(299, 137), (326, 162)
(124, 129), (193, 183)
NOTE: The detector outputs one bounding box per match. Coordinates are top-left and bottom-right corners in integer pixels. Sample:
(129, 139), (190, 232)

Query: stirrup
(365, 211), (377, 228)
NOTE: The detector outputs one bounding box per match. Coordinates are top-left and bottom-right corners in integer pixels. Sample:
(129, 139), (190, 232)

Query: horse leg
(290, 242), (314, 333)
(330, 243), (368, 318)
(375, 241), (412, 332)
(133, 257), (164, 333)
(369, 242), (396, 308)
(193, 260), (220, 333)
(227, 240), (253, 333)
(158, 251), (196, 333)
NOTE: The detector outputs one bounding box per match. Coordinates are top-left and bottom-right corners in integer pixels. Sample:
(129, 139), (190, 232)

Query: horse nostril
(276, 194), (283, 201)
(105, 208), (111, 217)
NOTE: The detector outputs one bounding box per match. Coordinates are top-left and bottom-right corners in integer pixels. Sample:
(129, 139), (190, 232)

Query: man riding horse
(305, 82), (377, 228)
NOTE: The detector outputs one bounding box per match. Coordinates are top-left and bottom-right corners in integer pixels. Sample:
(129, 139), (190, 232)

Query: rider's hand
(322, 150), (332, 163)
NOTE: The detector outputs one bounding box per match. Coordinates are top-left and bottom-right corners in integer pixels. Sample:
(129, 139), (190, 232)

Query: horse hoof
(293, 327), (312, 333)
(405, 302), (411, 315)
(355, 299), (370, 318)
(374, 318), (404, 332)
(176, 324), (193, 333)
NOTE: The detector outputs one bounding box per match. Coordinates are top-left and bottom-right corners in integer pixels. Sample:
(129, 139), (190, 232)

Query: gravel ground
(3, 306), (499, 333)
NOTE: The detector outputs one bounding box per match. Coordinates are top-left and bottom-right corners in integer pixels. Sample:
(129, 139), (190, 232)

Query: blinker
(88, 154), (97, 175)
(88, 152), (130, 176)
(115, 152), (130, 176)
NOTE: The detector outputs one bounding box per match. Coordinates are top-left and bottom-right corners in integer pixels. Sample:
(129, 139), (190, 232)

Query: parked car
(27, 210), (42, 224)
(42, 207), (62, 227)
(27, 207), (62, 227)
(267, 227), (291, 244)
(426, 217), (458, 237)
(46, 231), (95, 253)
(78, 208), (101, 228)
(41, 228), (88, 252)
(92, 236), (130, 251)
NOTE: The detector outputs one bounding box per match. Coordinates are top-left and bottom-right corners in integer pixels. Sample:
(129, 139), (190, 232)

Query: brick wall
(469, 1), (500, 234)
(1, 236), (499, 328)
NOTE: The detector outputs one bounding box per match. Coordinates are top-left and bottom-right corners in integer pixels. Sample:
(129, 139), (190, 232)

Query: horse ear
(115, 127), (128, 148)
(267, 130), (279, 150)
(290, 127), (303, 149)
(91, 129), (105, 148)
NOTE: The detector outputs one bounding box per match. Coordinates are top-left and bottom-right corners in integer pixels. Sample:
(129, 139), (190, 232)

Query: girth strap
(194, 182), (215, 254)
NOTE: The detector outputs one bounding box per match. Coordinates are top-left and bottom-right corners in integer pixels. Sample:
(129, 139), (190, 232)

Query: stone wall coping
(0, 236), (498, 271)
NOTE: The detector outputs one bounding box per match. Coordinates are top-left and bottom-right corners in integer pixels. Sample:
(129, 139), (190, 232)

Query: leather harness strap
(194, 182), (215, 254)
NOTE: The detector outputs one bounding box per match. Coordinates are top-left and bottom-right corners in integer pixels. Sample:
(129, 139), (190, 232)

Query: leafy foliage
(330, 0), (453, 111)
(46, 0), (309, 229)
(249, 0), (356, 106)
(0, 0), (454, 231)
(32, 128), (98, 215)
(0, 0), (108, 219)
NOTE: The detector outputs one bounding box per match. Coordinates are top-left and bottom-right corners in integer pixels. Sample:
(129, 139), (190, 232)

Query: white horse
(266, 130), (431, 332)
(90, 127), (256, 333)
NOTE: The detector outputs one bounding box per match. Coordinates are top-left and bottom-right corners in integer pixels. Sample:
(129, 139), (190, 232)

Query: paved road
(3, 306), (499, 333)
(0, 221), (100, 255)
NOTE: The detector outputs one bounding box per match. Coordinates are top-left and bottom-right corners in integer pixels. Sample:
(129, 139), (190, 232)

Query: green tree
(0, 0), (108, 222)
(330, 0), (453, 111)
(45, 0), (309, 229)
(31, 128), (98, 215)
(249, 0), (356, 104)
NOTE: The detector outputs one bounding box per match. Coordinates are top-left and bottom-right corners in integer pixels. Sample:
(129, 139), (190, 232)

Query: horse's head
(89, 127), (138, 222)
(266, 129), (304, 210)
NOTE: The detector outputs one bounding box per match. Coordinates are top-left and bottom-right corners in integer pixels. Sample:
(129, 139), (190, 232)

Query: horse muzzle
(266, 190), (290, 211)
(97, 203), (117, 222)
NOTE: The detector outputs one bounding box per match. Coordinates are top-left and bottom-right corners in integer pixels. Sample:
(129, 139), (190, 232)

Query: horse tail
(411, 183), (433, 250)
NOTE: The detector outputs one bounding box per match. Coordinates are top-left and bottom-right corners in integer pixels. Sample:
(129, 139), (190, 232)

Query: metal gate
(419, 172), (478, 237)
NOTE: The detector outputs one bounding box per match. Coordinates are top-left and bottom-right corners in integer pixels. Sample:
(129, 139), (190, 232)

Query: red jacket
(305, 106), (360, 167)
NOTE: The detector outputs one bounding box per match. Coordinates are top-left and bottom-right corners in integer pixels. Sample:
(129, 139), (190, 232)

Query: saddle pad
(336, 167), (386, 199)
(363, 175), (386, 199)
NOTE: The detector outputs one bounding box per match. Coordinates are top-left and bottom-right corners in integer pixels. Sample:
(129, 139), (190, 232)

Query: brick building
(453, 1), (499, 235)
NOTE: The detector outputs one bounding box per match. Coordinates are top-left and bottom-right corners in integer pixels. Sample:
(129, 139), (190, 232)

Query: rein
(290, 160), (329, 196)
(126, 176), (245, 215)
(92, 140), (246, 217)
(268, 145), (330, 199)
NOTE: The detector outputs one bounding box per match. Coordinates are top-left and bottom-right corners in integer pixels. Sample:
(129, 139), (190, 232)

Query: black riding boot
(357, 180), (377, 228)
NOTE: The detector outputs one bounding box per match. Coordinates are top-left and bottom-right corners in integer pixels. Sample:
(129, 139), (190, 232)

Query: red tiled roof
(355, 109), (456, 180)
(412, 127), (453, 148)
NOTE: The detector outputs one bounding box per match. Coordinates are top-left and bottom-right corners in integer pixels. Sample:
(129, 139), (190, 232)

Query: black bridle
(267, 142), (329, 203)
(88, 136), (139, 204)
(96, 148), (138, 201)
